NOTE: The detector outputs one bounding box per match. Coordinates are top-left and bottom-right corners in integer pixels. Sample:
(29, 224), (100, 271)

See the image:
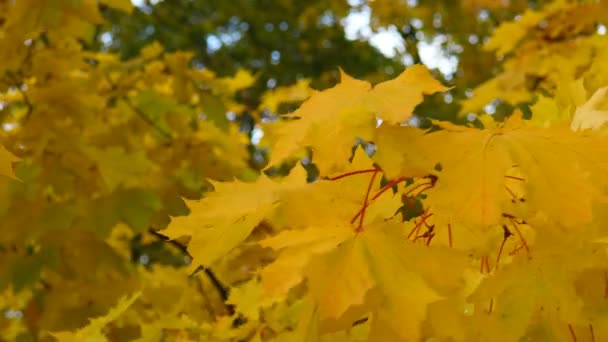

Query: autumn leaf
(221, 69), (257, 92)
(163, 177), (281, 269)
(361, 225), (444, 341)
(421, 120), (514, 227)
(372, 124), (432, 179)
(376, 114), (608, 228)
(483, 8), (546, 56)
(83, 146), (155, 191)
(365, 64), (449, 124)
(50, 292), (141, 341)
(259, 225), (354, 297)
(164, 167), (307, 268)
(260, 79), (312, 113)
(467, 234), (593, 341)
(571, 87), (608, 131)
(268, 69), (372, 173)
(227, 279), (276, 321)
(305, 232), (375, 319)
(301, 223), (454, 340)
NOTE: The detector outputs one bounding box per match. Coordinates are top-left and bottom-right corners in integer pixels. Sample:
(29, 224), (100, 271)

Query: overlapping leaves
(168, 61), (608, 340)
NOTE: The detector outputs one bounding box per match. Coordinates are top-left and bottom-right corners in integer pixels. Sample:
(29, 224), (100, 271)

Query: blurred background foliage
(97, 0), (555, 123)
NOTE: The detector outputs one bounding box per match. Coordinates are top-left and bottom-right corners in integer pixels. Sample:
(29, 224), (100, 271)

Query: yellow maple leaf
(529, 95), (569, 128)
(467, 235), (592, 341)
(484, 2), (571, 56)
(165, 176), (282, 269)
(303, 224), (445, 340)
(365, 64), (449, 124)
(305, 233), (374, 319)
(268, 69), (371, 170)
(260, 78), (312, 113)
(286, 297), (320, 342)
(484, 9), (546, 56)
(362, 225), (448, 341)
(227, 279), (276, 321)
(83, 146), (155, 191)
(221, 69), (256, 92)
(372, 123), (434, 179)
(422, 120), (513, 227)
(164, 167), (307, 268)
(50, 292), (141, 341)
(260, 240), (341, 298)
(571, 87), (608, 131)
(458, 71), (530, 114)
(311, 107), (376, 175)
(376, 113), (608, 228)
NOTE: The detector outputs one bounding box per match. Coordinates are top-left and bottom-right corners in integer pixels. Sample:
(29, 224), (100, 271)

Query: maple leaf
(422, 120), (513, 227)
(260, 79), (312, 113)
(83, 146), (155, 191)
(259, 225), (353, 297)
(163, 167), (307, 268)
(50, 292), (141, 341)
(363, 225), (465, 341)
(483, 8), (546, 56)
(376, 114), (608, 227)
(301, 224), (453, 340)
(504, 122), (608, 228)
(269, 65), (447, 175)
(529, 95), (570, 128)
(467, 234), (593, 341)
(304, 231), (375, 319)
(288, 297), (320, 342)
(164, 176), (281, 269)
(484, 2), (572, 56)
(221, 69), (257, 92)
(365, 64), (450, 124)
(458, 71), (531, 115)
(372, 124), (431, 179)
(571, 87), (608, 131)
(227, 279), (276, 321)
(268, 69), (372, 174)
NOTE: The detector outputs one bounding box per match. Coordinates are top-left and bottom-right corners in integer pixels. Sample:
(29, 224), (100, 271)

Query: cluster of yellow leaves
(0, 0), (333, 339)
(461, 0), (608, 115)
(167, 27), (608, 340)
(0, 0), (298, 340)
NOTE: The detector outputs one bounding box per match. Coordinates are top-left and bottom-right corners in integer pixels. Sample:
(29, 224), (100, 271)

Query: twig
(123, 98), (174, 140)
(102, 72), (173, 140)
(326, 168), (380, 181)
(356, 170), (379, 232)
(148, 229), (233, 313)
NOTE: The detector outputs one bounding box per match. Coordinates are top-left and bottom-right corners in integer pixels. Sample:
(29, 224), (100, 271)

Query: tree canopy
(2, 0), (608, 341)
